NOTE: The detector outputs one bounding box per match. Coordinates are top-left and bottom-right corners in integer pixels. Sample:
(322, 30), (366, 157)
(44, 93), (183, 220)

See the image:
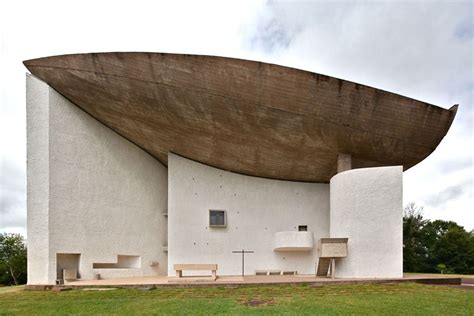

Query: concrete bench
(62, 268), (78, 281)
(174, 264), (218, 279)
(255, 270), (282, 276)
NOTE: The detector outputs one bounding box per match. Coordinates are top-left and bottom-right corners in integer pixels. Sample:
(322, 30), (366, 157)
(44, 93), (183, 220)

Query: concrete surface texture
(25, 53), (445, 283)
(330, 166), (403, 278)
(26, 75), (168, 284)
(57, 274), (463, 288)
(273, 231), (314, 251)
(26, 75), (51, 284)
(23, 53), (458, 182)
(168, 153), (329, 276)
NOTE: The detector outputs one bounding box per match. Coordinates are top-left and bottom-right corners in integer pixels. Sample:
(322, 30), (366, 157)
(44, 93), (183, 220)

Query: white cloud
(1, 0), (473, 233)
(240, 1), (473, 230)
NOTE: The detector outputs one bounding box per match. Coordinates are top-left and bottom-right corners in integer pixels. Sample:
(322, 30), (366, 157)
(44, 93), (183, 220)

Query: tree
(403, 203), (428, 272)
(403, 203), (474, 274)
(0, 233), (27, 285)
(425, 221), (474, 274)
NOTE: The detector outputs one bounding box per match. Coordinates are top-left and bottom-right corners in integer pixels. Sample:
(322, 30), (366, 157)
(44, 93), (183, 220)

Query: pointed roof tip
(449, 104), (459, 112)
(23, 58), (39, 70)
(23, 55), (55, 68)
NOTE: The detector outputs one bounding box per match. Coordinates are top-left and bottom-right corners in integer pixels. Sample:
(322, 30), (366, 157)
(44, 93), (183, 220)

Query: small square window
(209, 210), (226, 227)
(298, 225), (308, 232)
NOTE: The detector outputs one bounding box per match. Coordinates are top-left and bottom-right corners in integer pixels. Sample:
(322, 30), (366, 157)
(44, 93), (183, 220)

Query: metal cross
(232, 249), (254, 277)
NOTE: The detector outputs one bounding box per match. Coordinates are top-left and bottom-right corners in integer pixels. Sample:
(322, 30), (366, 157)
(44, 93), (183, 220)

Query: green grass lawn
(0, 283), (472, 315)
(0, 285), (24, 294)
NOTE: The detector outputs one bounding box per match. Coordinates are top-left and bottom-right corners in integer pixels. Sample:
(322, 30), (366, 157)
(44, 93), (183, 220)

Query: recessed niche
(93, 255), (141, 269)
(298, 225), (308, 232)
(56, 253), (81, 280)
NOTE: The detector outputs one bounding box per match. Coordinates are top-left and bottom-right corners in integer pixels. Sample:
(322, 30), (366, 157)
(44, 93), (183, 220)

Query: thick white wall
(26, 75), (51, 284)
(330, 166), (403, 278)
(168, 153), (329, 276)
(26, 75), (168, 284)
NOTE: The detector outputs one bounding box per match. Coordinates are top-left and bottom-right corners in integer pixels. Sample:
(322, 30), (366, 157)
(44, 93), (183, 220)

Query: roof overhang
(24, 52), (458, 182)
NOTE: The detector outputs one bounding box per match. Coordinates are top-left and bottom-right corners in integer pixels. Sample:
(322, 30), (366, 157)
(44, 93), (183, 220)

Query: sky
(0, 0), (473, 236)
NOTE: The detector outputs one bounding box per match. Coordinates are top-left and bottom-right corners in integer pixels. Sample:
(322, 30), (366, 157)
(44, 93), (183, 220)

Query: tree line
(1, 203), (473, 285)
(403, 202), (474, 274)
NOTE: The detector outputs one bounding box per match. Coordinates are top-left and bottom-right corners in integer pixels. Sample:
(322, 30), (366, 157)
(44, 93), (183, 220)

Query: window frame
(209, 209), (227, 228)
(298, 225), (308, 232)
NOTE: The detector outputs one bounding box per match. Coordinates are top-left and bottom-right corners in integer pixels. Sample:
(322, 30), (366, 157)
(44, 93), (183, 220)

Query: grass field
(0, 283), (472, 315)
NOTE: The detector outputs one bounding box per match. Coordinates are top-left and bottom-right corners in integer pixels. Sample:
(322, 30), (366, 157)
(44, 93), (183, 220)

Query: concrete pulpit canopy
(23, 52), (457, 182)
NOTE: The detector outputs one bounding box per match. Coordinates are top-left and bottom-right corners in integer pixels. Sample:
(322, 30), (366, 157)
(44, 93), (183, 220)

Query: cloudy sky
(1, 0), (472, 236)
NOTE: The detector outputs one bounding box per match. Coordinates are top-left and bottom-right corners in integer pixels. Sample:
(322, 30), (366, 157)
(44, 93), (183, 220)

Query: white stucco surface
(26, 74), (407, 282)
(273, 231), (314, 251)
(26, 75), (51, 284)
(330, 166), (403, 278)
(26, 75), (168, 284)
(167, 153), (330, 276)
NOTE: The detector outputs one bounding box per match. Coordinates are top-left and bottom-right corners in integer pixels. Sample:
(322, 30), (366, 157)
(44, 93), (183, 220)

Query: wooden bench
(173, 264), (218, 280)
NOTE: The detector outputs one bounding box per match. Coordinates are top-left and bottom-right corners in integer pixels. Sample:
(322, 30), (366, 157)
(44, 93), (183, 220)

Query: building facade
(24, 53), (457, 284)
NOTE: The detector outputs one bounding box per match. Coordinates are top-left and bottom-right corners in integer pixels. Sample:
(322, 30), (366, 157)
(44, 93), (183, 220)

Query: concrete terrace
(26, 274), (464, 290)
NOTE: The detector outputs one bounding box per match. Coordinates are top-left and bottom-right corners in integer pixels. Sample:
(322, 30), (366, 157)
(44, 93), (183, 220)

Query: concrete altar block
(62, 268), (78, 281)
(319, 238), (348, 258)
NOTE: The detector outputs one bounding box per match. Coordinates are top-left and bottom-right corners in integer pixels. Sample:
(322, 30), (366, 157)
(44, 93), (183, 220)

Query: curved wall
(168, 154), (329, 276)
(330, 166), (403, 278)
(27, 75), (168, 284)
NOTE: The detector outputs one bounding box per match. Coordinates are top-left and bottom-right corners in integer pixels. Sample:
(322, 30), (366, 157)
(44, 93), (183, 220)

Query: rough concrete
(23, 53), (458, 182)
(337, 154), (352, 173)
(273, 231), (314, 251)
(330, 166), (403, 278)
(24, 53), (456, 283)
(168, 153), (329, 276)
(26, 75), (168, 284)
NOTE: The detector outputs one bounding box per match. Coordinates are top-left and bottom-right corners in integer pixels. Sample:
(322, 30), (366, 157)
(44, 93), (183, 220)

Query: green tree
(403, 203), (474, 274)
(403, 203), (428, 272)
(424, 221), (474, 274)
(0, 233), (27, 285)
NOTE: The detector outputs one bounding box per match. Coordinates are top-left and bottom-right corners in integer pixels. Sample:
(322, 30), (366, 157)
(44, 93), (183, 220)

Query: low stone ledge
(24, 285), (54, 291)
(23, 277), (463, 290)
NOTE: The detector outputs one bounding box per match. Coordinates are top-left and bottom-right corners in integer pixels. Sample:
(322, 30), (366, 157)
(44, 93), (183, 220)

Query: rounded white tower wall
(330, 166), (403, 278)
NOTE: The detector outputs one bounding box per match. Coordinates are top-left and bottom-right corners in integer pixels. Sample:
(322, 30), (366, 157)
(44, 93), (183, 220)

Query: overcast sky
(1, 0), (473, 236)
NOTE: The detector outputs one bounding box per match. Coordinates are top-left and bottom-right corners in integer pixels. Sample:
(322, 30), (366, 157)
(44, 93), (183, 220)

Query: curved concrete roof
(24, 52), (457, 182)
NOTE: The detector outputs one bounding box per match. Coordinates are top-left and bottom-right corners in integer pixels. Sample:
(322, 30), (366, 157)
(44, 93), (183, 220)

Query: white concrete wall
(27, 74), (404, 282)
(168, 153), (329, 276)
(330, 166), (403, 278)
(26, 75), (51, 284)
(26, 75), (168, 284)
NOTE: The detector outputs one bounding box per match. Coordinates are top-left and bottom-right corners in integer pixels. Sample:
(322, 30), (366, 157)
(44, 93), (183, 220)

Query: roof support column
(337, 153), (352, 173)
